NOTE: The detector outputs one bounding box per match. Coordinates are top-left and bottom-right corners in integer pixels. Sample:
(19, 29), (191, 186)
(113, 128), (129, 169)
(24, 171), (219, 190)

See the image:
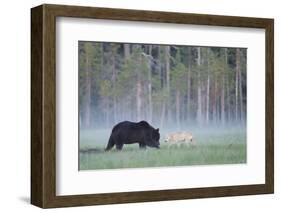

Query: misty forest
(78, 41), (247, 170)
(79, 42), (246, 129)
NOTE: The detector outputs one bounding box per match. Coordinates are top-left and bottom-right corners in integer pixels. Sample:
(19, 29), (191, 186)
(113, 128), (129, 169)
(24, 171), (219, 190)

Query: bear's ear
(156, 128), (159, 132)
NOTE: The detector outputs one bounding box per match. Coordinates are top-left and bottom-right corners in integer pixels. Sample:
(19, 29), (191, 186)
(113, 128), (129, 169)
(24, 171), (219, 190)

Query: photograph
(78, 41), (247, 170)
(30, 4), (274, 208)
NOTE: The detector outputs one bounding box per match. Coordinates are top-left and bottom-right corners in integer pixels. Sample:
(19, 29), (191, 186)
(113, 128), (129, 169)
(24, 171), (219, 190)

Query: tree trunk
(238, 50), (244, 122)
(135, 45), (142, 121)
(176, 89), (180, 128)
(225, 48), (231, 123)
(124, 44), (130, 59)
(148, 45), (153, 123)
(221, 48), (227, 125)
(111, 45), (117, 124)
(235, 48), (240, 122)
(226, 81), (231, 123)
(213, 79), (217, 124)
(84, 54), (91, 128)
(165, 46), (171, 122)
(197, 47), (202, 125)
(187, 47), (192, 123)
(105, 97), (109, 127)
(157, 46), (165, 126)
(221, 75), (225, 125)
(123, 44), (131, 121)
(206, 48), (210, 125)
(160, 100), (166, 129)
(136, 80), (142, 121)
(158, 46), (163, 88)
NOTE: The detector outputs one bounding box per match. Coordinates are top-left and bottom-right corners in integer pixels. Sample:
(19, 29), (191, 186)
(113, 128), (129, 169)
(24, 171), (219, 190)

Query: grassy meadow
(79, 128), (246, 170)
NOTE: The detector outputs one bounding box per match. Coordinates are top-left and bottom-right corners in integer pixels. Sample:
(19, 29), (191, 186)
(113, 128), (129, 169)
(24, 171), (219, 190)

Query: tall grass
(79, 129), (246, 170)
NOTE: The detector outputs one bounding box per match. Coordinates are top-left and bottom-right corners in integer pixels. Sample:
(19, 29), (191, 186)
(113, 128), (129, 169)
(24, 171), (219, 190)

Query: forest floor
(79, 128), (246, 170)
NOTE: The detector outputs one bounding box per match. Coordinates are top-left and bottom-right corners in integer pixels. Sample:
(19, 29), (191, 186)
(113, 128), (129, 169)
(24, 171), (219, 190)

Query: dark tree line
(79, 41), (246, 129)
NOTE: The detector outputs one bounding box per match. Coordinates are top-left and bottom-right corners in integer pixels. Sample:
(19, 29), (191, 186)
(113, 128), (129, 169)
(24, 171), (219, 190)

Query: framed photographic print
(31, 4), (274, 208)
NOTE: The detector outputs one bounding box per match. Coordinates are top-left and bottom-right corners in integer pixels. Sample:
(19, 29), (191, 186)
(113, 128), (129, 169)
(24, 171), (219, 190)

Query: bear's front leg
(116, 143), (124, 150)
(139, 143), (146, 149)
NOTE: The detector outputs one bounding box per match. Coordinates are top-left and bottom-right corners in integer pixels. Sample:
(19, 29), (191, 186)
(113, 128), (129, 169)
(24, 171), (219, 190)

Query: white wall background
(0, 0), (279, 212)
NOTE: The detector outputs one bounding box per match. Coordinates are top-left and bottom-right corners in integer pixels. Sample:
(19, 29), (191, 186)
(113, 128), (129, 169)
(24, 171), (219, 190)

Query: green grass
(79, 128), (246, 170)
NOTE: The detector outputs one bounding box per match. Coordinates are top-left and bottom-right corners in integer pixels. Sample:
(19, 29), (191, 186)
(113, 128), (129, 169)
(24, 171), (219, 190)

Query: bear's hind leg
(105, 136), (115, 151)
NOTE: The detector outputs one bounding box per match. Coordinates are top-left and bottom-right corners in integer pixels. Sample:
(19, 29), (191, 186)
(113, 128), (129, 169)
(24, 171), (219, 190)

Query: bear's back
(138, 120), (150, 128)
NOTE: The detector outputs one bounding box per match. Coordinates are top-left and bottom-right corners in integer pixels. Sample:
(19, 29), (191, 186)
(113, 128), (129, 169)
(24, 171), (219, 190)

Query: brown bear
(105, 121), (160, 151)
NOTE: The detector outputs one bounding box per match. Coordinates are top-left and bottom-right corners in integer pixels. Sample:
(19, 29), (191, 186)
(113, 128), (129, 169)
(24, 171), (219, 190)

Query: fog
(78, 41), (246, 147)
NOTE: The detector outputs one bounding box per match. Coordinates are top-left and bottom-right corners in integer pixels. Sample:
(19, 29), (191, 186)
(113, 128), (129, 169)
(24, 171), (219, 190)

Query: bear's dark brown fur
(105, 121), (160, 151)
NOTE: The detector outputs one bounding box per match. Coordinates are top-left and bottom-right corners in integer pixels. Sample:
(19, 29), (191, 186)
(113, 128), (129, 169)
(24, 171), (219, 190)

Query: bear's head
(149, 128), (160, 148)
